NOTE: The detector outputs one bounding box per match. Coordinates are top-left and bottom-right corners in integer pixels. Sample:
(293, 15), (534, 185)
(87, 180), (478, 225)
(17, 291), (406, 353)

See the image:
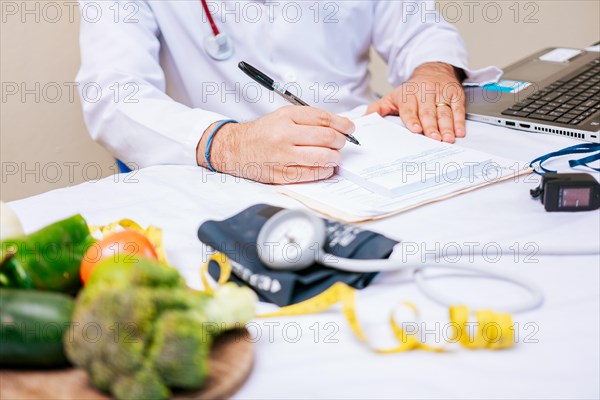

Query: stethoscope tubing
(412, 265), (545, 314)
(314, 240), (599, 313)
(200, 0), (220, 36)
(316, 252), (550, 313)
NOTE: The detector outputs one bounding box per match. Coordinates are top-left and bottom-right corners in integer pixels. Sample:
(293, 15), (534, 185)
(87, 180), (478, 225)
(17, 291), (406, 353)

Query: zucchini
(0, 289), (74, 367)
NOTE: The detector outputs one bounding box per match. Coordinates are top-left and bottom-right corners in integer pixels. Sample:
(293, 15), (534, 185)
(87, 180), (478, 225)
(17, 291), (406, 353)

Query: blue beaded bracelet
(204, 119), (238, 172)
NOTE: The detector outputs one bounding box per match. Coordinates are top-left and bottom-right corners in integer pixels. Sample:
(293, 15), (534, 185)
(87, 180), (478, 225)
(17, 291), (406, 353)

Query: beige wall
(1, 1), (115, 202)
(2, 1), (599, 201)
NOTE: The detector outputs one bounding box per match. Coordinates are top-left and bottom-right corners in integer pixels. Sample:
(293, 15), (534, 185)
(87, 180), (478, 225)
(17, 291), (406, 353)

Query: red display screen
(560, 188), (591, 208)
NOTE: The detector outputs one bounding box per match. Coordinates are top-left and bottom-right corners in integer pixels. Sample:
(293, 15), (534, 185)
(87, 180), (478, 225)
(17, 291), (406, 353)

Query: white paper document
(338, 114), (493, 197)
(281, 114), (530, 222)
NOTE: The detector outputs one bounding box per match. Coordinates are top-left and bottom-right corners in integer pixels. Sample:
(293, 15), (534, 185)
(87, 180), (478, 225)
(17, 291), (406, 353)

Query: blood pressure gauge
(257, 209), (326, 271)
(256, 209), (397, 273)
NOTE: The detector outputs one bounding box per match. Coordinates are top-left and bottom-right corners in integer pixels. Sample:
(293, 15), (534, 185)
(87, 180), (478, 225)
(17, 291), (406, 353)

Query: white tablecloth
(9, 120), (600, 399)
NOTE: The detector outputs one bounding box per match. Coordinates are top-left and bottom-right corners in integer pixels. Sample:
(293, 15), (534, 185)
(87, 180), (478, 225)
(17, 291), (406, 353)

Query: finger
(314, 166), (335, 181)
(451, 95), (467, 138)
(397, 94), (422, 133)
(417, 99), (442, 141)
(293, 126), (346, 150)
(288, 146), (342, 167)
(436, 104), (455, 143)
(366, 96), (397, 117)
(287, 107), (355, 135)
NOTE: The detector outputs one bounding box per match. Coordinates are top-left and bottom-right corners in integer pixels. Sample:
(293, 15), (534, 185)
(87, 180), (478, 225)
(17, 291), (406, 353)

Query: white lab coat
(77, 0), (475, 168)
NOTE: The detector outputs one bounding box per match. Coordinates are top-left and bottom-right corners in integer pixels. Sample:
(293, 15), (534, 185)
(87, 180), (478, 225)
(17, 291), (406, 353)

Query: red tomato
(80, 230), (158, 284)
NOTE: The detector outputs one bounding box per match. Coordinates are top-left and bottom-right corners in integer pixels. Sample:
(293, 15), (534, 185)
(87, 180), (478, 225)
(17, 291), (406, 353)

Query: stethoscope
(255, 209), (595, 314)
(201, 0), (234, 60)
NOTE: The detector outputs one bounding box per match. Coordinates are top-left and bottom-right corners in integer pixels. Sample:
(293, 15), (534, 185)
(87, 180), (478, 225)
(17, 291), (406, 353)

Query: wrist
(412, 62), (463, 81)
(196, 120), (241, 170)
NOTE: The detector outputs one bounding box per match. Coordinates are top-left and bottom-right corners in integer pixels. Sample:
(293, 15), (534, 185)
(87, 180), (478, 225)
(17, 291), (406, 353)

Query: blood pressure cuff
(197, 204), (398, 306)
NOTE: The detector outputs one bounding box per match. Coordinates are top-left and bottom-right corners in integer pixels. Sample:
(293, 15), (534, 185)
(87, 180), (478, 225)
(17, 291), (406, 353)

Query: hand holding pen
(238, 61), (360, 145)
(196, 81), (356, 184)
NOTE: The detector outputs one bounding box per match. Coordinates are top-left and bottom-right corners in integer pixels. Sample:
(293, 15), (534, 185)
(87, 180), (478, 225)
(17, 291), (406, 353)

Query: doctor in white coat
(77, 0), (478, 183)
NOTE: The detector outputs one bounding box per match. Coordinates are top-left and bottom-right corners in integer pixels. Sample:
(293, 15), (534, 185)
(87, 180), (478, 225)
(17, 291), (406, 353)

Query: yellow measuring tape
(89, 218), (168, 264)
(202, 252), (516, 352)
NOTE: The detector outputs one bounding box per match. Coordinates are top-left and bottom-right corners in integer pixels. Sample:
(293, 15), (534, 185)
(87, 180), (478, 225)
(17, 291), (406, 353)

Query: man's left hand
(367, 62), (466, 143)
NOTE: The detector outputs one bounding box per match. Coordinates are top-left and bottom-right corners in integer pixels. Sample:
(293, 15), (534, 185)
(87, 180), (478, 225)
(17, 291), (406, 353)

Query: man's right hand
(197, 106), (355, 184)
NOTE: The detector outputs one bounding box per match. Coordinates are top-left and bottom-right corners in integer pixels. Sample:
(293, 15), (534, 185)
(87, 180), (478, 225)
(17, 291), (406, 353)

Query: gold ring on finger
(436, 102), (451, 109)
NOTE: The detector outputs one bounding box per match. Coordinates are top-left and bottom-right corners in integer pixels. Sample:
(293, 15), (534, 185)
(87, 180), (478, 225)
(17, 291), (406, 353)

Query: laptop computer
(466, 48), (600, 143)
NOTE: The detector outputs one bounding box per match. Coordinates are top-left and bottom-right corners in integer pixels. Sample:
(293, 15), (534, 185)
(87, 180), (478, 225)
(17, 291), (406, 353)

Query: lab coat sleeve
(77, 0), (228, 168)
(371, 0), (470, 87)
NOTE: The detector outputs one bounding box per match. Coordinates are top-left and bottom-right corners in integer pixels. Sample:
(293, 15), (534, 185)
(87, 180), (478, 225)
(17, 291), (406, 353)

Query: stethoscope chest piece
(204, 32), (233, 61)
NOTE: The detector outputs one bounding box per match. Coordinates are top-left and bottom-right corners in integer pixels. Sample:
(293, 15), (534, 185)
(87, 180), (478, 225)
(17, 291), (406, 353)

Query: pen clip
(272, 82), (286, 95)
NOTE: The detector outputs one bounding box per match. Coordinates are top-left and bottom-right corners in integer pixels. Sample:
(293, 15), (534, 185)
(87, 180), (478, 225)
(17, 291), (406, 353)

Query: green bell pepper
(0, 214), (95, 294)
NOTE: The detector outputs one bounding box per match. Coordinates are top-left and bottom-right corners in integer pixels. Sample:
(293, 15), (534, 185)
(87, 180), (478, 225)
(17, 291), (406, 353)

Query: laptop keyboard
(501, 58), (600, 125)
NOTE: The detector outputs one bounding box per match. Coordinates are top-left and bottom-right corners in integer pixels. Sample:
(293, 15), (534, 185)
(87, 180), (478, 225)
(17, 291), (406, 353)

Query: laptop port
(519, 123), (531, 129)
(505, 121), (515, 127)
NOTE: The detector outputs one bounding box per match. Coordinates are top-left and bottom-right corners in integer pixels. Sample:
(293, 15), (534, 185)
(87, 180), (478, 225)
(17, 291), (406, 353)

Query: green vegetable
(0, 288), (75, 367)
(65, 257), (256, 400)
(148, 309), (211, 389)
(0, 214), (95, 293)
(206, 281), (259, 330)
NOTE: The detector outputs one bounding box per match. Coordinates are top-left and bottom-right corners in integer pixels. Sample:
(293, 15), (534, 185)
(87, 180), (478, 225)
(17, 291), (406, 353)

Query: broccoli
(65, 257), (256, 400)
(148, 309), (211, 389)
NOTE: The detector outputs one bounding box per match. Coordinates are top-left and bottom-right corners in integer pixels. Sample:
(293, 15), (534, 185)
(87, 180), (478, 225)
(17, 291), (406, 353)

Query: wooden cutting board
(0, 329), (253, 400)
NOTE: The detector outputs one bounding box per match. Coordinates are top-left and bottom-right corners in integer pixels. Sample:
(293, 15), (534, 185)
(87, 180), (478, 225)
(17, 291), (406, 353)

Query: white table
(9, 120), (600, 399)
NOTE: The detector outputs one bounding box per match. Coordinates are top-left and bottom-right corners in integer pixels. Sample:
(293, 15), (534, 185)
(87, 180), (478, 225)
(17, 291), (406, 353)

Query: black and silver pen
(238, 61), (360, 145)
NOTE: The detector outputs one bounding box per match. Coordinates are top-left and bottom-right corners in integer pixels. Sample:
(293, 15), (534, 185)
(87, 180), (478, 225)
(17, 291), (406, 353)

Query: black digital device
(530, 173), (600, 212)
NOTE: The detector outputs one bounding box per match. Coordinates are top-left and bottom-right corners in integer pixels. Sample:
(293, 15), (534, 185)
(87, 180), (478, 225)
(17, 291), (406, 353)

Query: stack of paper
(280, 113), (530, 222)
